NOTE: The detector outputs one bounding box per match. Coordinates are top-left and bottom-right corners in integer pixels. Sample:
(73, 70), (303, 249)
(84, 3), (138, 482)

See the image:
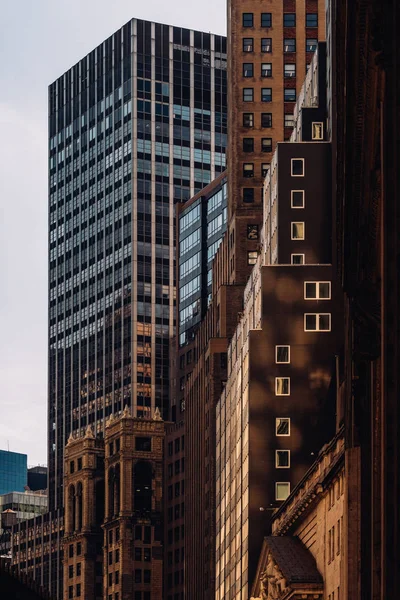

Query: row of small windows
(242, 64), (296, 79)
(242, 37), (318, 55)
(242, 12), (318, 28)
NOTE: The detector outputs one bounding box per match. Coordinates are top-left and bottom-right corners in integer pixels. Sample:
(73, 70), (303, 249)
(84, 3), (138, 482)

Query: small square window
(284, 13), (296, 26)
(284, 89), (296, 102)
(243, 188), (254, 203)
(306, 13), (318, 27)
(304, 282), (331, 299)
(291, 190), (304, 208)
(243, 63), (253, 77)
(291, 254), (305, 264)
(261, 38), (272, 53)
(261, 88), (272, 102)
(243, 13), (254, 27)
(284, 64), (296, 78)
(243, 163), (254, 178)
(261, 113), (272, 128)
(291, 159), (304, 176)
(276, 418), (290, 436)
(306, 38), (318, 52)
(276, 450), (290, 468)
(243, 113), (254, 127)
(276, 377), (290, 395)
(243, 88), (254, 102)
(262, 163), (270, 177)
(261, 63), (272, 77)
(284, 38), (296, 53)
(262, 138), (272, 152)
(285, 114), (295, 128)
(243, 138), (254, 152)
(243, 38), (253, 52)
(276, 482), (290, 501)
(261, 13), (272, 27)
(312, 122), (324, 140)
(248, 251), (258, 265)
(291, 222), (305, 239)
(276, 346), (290, 363)
(304, 313), (331, 331)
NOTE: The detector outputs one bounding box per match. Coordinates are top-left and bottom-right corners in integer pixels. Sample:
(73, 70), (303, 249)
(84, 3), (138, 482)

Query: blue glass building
(0, 450), (27, 495)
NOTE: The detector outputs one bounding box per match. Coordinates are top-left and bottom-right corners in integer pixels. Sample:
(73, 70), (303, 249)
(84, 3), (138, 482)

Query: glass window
(276, 346), (290, 363)
(306, 38), (318, 52)
(261, 113), (272, 127)
(291, 222), (305, 239)
(261, 13), (272, 27)
(285, 114), (295, 128)
(276, 482), (290, 501)
(291, 190), (305, 208)
(312, 122), (324, 140)
(261, 138), (272, 152)
(284, 64), (296, 78)
(276, 450), (290, 468)
(304, 282), (331, 299)
(243, 13), (254, 27)
(261, 63), (272, 77)
(261, 38), (272, 52)
(243, 188), (254, 203)
(243, 38), (253, 52)
(306, 13), (318, 27)
(243, 63), (254, 77)
(243, 163), (254, 178)
(284, 13), (296, 26)
(243, 88), (254, 102)
(304, 313), (331, 331)
(261, 88), (272, 102)
(247, 224), (259, 240)
(284, 89), (296, 102)
(276, 418), (290, 436)
(276, 377), (290, 396)
(248, 251), (258, 265)
(291, 159), (304, 176)
(262, 163), (270, 177)
(284, 38), (296, 52)
(243, 113), (254, 127)
(243, 138), (254, 152)
(291, 254), (305, 264)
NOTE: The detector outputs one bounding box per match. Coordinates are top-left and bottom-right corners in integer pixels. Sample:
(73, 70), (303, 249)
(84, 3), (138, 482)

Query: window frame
(261, 38), (272, 53)
(261, 63), (272, 77)
(284, 64), (296, 78)
(283, 13), (296, 27)
(291, 158), (305, 176)
(261, 88), (272, 103)
(261, 138), (273, 153)
(306, 13), (318, 27)
(284, 88), (296, 102)
(304, 313), (332, 332)
(243, 137), (254, 153)
(304, 281), (331, 300)
(291, 190), (305, 208)
(247, 251), (258, 265)
(312, 122), (324, 140)
(275, 377), (290, 396)
(243, 163), (254, 178)
(284, 38), (296, 53)
(291, 222), (305, 240)
(291, 253), (305, 265)
(261, 13), (272, 27)
(242, 37), (254, 52)
(275, 345), (290, 364)
(276, 418), (291, 436)
(243, 63), (254, 77)
(261, 113), (272, 128)
(276, 482), (291, 501)
(243, 87), (254, 102)
(242, 13), (254, 27)
(262, 163), (270, 177)
(243, 188), (254, 203)
(275, 450), (291, 469)
(306, 38), (318, 52)
(243, 113), (254, 128)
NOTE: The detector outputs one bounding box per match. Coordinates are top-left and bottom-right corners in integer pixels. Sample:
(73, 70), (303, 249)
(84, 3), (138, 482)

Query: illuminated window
(276, 418), (290, 436)
(312, 122), (324, 140)
(275, 377), (290, 395)
(291, 222), (305, 239)
(276, 482), (290, 500)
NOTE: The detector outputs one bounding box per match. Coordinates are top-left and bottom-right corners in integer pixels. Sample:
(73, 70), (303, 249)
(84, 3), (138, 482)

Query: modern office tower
(48, 18), (227, 513)
(0, 450), (27, 495)
(27, 467), (48, 492)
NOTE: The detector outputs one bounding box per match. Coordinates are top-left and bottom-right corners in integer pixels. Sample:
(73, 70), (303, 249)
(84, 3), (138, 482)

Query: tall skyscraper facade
(48, 19), (227, 511)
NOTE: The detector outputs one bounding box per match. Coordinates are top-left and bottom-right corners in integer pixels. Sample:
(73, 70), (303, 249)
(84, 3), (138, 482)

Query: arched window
(76, 482), (83, 531)
(68, 485), (75, 533)
(133, 462), (152, 512)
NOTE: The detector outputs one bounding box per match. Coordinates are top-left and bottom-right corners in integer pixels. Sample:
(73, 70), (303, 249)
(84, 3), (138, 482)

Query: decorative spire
(85, 425), (95, 439)
(123, 405), (131, 418)
(153, 406), (163, 421)
(67, 433), (74, 445)
(106, 413), (114, 428)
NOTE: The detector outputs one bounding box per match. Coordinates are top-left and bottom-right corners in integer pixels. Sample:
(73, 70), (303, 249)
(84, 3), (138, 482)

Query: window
(108, 573), (113, 587)
(243, 38), (253, 52)
(76, 584), (81, 597)
(243, 13), (253, 27)
(284, 38), (296, 53)
(276, 450), (290, 468)
(291, 222), (305, 239)
(76, 563), (81, 576)
(337, 519), (341, 555)
(248, 251), (258, 265)
(243, 63), (253, 77)
(291, 254), (305, 264)
(243, 163), (254, 178)
(261, 63), (272, 77)
(70, 461), (75, 474)
(261, 138), (272, 152)
(135, 569), (142, 583)
(243, 188), (254, 203)
(108, 551), (113, 565)
(306, 13), (318, 27)
(144, 548), (151, 562)
(276, 482), (290, 501)
(261, 88), (272, 102)
(284, 64), (296, 78)
(284, 13), (296, 26)
(276, 377), (290, 396)
(306, 38), (318, 52)
(115, 549), (120, 562)
(69, 565), (73, 578)
(262, 163), (270, 177)
(144, 570), (151, 584)
(304, 313), (331, 331)
(312, 122), (324, 140)
(69, 545), (74, 558)
(261, 113), (272, 127)
(276, 346), (290, 363)
(243, 88), (254, 102)
(304, 282), (331, 299)
(291, 158), (304, 176)
(261, 38), (272, 52)
(284, 89), (296, 102)
(276, 418), (290, 436)
(243, 138), (254, 152)
(68, 586), (73, 599)
(247, 225), (259, 240)
(77, 543), (81, 556)
(291, 190), (305, 208)
(261, 13), (272, 27)
(285, 114), (295, 128)
(243, 113), (254, 127)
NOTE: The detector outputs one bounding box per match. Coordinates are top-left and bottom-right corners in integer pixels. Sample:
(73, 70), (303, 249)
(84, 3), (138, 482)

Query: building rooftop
(263, 536), (323, 585)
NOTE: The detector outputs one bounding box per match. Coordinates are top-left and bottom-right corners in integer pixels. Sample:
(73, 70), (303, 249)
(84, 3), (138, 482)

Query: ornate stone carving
(257, 552), (287, 600)
(153, 407), (163, 421)
(123, 405), (131, 418)
(85, 425), (95, 439)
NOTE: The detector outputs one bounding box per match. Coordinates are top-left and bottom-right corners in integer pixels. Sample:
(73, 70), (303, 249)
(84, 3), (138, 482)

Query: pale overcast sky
(0, 1), (226, 466)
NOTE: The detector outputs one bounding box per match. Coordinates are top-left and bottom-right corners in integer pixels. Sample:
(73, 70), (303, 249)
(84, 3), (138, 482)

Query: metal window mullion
(190, 31), (195, 197)
(132, 20), (138, 415)
(150, 21), (156, 416)
(210, 34), (216, 181)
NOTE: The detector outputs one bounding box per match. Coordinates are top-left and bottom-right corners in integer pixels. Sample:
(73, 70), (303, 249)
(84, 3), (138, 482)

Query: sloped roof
(264, 536), (323, 585)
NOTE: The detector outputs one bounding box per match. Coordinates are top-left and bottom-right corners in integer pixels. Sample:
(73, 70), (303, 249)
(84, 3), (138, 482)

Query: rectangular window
(291, 222), (305, 239)
(144, 570), (151, 584)
(69, 565), (73, 578)
(262, 163), (270, 177)
(304, 313), (331, 331)
(284, 38), (296, 53)
(70, 461), (75, 474)
(76, 584), (81, 597)
(76, 563), (81, 576)
(291, 190), (305, 208)
(276, 418), (290, 436)
(261, 138), (272, 152)
(135, 569), (142, 584)
(77, 543), (81, 556)
(337, 519), (341, 555)
(243, 63), (254, 77)
(285, 114), (295, 128)
(68, 586), (73, 599)
(243, 88), (254, 102)
(261, 13), (272, 27)
(276, 346), (290, 364)
(69, 545), (74, 558)
(261, 38), (272, 52)
(312, 122), (324, 140)
(291, 254), (305, 264)
(261, 88), (272, 102)
(261, 113), (272, 127)
(284, 89), (296, 102)
(243, 13), (253, 27)
(243, 188), (254, 203)
(248, 251), (258, 265)
(284, 64), (296, 78)
(247, 225), (259, 240)
(243, 38), (253, 52)
(291, 158), (304, 176)
(306, 38), (318, 52)
(306, 13), (318, 27)
(243, 113), (254, 127)
(284, 13), (296, 26)
(304, 282), (331, 299)
(243, 163), (254, 178)
(276, 482), (290, 501)
(261, 63), (272, 77)
(276, 450), (290, 468)
(276, 377), (290, 395)
(243, 138), (254, 152)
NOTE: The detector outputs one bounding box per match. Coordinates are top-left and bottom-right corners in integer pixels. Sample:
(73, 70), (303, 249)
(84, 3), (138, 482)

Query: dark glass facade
(48, 19), (226, 511)
(0, 450), (27, 495)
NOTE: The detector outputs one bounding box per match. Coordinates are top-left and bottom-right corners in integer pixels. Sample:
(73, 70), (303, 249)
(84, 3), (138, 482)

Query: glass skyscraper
(48, 19), (226, 510)
(0, 450), (27, 495)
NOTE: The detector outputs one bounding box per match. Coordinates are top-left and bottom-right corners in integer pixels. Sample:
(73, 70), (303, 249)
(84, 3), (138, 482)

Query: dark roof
(264, 536), (323, 585)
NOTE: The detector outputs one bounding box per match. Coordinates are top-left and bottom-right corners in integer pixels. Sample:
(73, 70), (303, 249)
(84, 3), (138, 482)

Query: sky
(0, 0), (226, 467)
